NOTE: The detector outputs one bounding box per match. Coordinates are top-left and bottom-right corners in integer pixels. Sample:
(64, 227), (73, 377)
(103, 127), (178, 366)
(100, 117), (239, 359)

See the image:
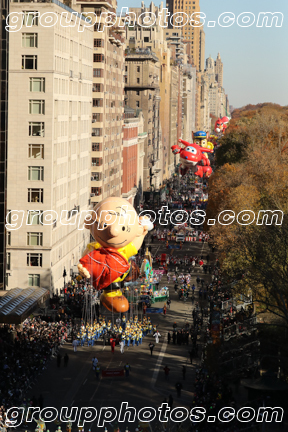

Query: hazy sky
(117, 0), (288, 108)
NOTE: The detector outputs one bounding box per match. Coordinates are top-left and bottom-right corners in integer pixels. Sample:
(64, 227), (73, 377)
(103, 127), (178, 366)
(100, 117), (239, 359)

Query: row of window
(26, 253), (42, 266)
(5, 270), (41, 287)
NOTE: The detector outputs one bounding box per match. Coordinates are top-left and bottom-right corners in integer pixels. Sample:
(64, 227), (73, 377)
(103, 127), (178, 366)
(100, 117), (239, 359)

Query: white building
(6, 1), (93, 292)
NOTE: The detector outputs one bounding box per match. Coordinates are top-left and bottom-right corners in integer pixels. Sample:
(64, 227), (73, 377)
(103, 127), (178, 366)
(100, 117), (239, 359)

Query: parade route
(24, 239), (212, 431)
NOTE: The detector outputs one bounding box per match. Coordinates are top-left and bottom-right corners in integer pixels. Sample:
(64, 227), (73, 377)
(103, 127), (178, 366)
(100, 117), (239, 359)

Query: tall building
(0, 0), (9, 290)
(7, 1), (93, 291)
(166, 29), (185, 63)
(215, 52), (223, 88)
(197, 53), (230, 130)
(166, 0), (202, 71)
(127, 2), (174, 188)
(199, 29), (205, 72)
(182, 64), (196, 141)
(124, 48), (161, 191)
(122, 108), (146, 206)
(74, 0), (125, 205)
(169, 66), (180, 169)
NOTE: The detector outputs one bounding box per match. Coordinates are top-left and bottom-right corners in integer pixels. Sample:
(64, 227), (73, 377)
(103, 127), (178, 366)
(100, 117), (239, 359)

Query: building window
(28, 274), (40, 287)
(93, 68), (103, 77)
(91, 187), (101, 195)
(92, 113), (102, 122)
(92, 143), (101, 151)
(28, 188), (43, 203)
(29, 100), (45, 115)
(92, 128), (102, 137)
(23, 11), (39, 26)
(94, 39), (104, 47)
(136, 101), (140, 107)
(137, 66), (140, 72)
(22, 33), (38, 48)
(136, 91), (140, 96)
(28, 166), (44, 181)
(137, 78), (140, 84)
(125, 66), (128, 71)
(92, 99), (103, 107)
(93, 54), (104, 62)
(30, 77), (45, 92)
(144, 37), (149, 42)
(27, 253), (42, 267)
(91, 172), (101, 181)
(27, 210), (43, 225)
(27, 232), (43, 246)
(28, 144), (44, 159)
(92, 158), (102, 166)
(7, 253), (11, 270)
(7, 231), (11, 246)
(22, 55), (37, 70)
(92, 83), (102, 92)
(29, 122), (44, 137)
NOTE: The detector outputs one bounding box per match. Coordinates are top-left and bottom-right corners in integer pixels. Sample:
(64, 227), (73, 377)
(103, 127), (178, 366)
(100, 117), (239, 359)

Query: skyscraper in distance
(166, 0), (202, 71)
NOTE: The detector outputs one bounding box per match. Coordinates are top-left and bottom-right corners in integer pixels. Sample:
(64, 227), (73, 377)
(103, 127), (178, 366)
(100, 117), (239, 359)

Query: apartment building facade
(0, 0), (9, 289)
(124, 48), (161, 191)
(74, 0), (125, 205)
(166, 0), (201, 70)
(122, 108), (146, 205)
(7, 1), (93, 292)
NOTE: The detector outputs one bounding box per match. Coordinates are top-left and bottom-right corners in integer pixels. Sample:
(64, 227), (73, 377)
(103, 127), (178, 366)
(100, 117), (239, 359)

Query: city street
(26, 240), (212, 431)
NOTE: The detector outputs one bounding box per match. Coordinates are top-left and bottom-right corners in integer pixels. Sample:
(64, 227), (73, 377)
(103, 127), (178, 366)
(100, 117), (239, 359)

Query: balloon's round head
(84, 197), (146, 248)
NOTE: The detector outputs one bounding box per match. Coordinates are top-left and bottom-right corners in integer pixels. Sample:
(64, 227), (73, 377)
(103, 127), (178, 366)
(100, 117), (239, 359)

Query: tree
(206, 106), (288, 324)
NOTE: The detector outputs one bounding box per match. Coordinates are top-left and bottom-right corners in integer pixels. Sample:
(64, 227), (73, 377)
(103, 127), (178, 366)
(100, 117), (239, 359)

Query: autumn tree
(206, 106), (288, 324)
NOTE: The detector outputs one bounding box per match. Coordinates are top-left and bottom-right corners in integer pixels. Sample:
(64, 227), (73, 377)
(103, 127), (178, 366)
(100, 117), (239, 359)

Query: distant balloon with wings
(171, 139), (213, 178)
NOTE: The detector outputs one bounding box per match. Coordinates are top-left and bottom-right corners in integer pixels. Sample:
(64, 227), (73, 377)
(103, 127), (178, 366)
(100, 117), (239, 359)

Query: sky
(117, 0), (288, 109)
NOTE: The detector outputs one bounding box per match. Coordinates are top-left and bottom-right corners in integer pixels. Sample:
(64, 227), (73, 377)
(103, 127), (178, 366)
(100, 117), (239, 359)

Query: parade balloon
(78, 197), (151, 313)
(193, 130), (208, 147)
(214, 118), (223, 134)
(206, 141), (214, 151)
(171, 139), (213, 178)
(221, 116), (229, 124)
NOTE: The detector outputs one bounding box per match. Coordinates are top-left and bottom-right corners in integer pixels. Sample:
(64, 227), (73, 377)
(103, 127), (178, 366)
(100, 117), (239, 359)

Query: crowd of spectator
(0, 317), (71, 420)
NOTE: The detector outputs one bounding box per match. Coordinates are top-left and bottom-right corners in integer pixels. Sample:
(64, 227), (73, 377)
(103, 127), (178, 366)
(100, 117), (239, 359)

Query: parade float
(171, 139), (213, 178)
(193, 130), (208, 147)
(77, 197), (153, 313)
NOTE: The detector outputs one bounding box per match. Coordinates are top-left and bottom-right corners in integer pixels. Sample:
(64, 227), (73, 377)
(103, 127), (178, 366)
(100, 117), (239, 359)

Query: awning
(0, 288), (50, 324)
